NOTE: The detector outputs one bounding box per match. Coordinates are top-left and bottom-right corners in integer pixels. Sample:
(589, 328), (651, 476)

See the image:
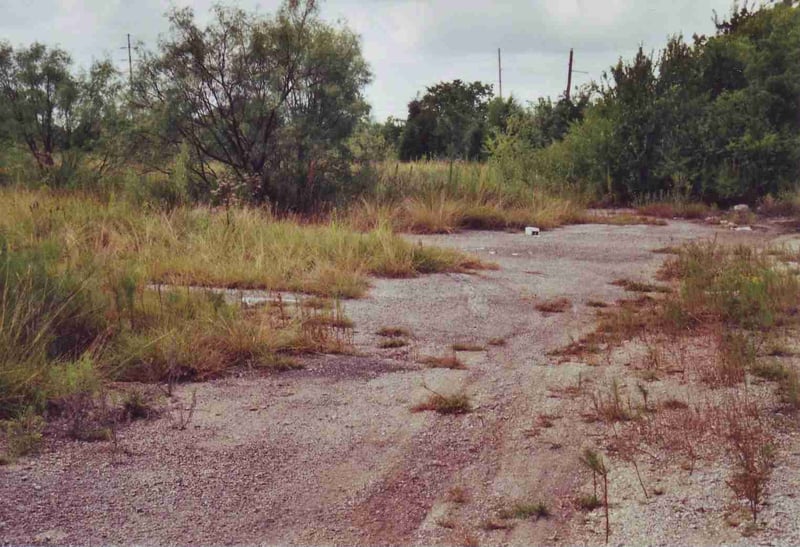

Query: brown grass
(452, 343), (485, 352)
(377, 326), (412, 338)
(379, 338), (408, 349)
(535, 297), (571, 313)
(611, 279), (671, 294)
(636, 201), (713, 220)
(412, 392), (472, 414)
(420, 355), (467, 370)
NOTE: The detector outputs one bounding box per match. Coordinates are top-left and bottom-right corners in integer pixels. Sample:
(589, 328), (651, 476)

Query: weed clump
(498, 501), (550, 520)
(379, 338), (408, 349)
(420, 355), (466, 370)
(535, 297), (571, 313)
(451, 343), (485, 352)
(412, 392), (471, 415)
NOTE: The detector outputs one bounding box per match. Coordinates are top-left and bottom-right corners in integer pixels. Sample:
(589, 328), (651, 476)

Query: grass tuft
(376, 326), (412, 338)
(535, 297), (571, 313)
(420, 355), (467, 370)
(452, 343), (485, 352)
(412, 392), (471, 414)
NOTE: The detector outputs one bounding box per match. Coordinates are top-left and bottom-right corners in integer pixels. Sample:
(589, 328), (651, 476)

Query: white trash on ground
(525, 226), (540, 236)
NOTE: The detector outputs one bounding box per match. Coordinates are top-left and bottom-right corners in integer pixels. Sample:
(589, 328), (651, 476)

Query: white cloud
(0, 0), (735, 119)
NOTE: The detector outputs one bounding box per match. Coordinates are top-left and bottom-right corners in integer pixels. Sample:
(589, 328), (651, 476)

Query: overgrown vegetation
(564, 241), (800, 529)
(0, 189), (485, 424)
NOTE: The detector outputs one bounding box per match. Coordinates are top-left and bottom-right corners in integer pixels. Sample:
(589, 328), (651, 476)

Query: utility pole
(120, 34), (133, 88)
(126, 34), (133, 86)
(497, 48), (503, 99)
(565, 48), (574, 101)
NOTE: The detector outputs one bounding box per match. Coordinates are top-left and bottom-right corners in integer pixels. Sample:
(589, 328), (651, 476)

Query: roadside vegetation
(559, 241), (800, 532)
(1, 2), (800, 529)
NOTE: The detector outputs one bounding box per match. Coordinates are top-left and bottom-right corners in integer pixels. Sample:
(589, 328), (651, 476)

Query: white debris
(525, 226), (540, 236)
(733, 204), (750, 212)
(735, 226), (753, 232)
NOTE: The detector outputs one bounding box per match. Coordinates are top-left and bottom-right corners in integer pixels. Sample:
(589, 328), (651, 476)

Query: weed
(499, 501), (550, 520)
(3, 407), (44, 459)
(535, 297), (571, 313)
(452, 343), (485, 352)
(591, 380), (634, 423)
(379, 338), (408, 349)
(487, 337), (507, 346)
(713, 331), (754, 386)
(481, 518), (513, 530)
(377, 326), (412, 338)
(448, 486), (470, 504)
(611, 279), (671, 294)
(724, 399), (774, 523)
(779, 368), (800, 409)
(121, 388), (157, 421)
(575, 494), (602, 511)
(435, 517), (456, 529)
(587, 300), (609, 308)
(750, 360), (790, 382)
(412, 389), (471, 415)
(420, 355), (466, 370)
(651, 246), (680, 254)
(579, 448), (610, 543)
(171, 389), (197, 430)
(660, 398), (689, 410)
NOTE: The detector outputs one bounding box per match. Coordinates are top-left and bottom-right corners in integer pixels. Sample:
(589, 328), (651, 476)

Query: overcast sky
(1, 0), (734, 120)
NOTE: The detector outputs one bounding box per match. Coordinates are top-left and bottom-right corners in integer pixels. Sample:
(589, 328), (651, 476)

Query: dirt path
(2, 220), (758, 546)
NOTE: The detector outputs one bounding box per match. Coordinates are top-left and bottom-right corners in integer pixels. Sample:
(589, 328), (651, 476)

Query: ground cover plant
(564, 241), (800, 531)
(0, 188), (487, 428)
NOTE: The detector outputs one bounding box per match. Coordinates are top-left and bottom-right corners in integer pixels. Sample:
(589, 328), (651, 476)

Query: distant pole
(497, 48), (503, 99)
(566, 48), (574, 101)
(126, 33), (133, 87)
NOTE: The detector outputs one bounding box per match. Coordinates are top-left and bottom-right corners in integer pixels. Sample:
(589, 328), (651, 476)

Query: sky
(0, 0), (735, 120)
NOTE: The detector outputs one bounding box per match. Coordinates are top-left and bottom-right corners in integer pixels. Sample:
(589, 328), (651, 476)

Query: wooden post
(566, 48), (574, 101)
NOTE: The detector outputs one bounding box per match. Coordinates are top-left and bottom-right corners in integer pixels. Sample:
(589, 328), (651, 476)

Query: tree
(398, 79), (493, 161)
(134, 1), (372, 210)
(0, 42), (77, 170)
(0, 42), (126, 181)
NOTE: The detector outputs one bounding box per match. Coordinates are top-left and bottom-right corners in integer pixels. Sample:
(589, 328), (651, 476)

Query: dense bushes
(496, 2), (800, 205)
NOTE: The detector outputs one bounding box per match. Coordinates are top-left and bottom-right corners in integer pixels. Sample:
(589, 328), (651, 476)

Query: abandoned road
(4, 220), (779, 546)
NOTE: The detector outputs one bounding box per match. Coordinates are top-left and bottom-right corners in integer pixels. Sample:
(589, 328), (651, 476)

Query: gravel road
(4, 220), (788, 546)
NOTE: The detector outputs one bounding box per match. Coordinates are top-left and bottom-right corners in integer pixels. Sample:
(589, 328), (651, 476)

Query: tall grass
(0, 189), (484, 298)
(346, 161), (587, 233)
(0, 188), (487, 419)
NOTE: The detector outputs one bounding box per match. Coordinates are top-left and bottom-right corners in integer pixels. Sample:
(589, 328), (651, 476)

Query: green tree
(135, 1), (371, 210)
(398, 79), (493, 161)
(0, 42), (77, 170)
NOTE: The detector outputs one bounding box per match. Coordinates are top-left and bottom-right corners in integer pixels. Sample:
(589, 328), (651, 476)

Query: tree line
(1, 0), (798, 208)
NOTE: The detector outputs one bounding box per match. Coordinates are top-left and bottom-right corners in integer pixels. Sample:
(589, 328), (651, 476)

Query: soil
(2, 219), (798, 546)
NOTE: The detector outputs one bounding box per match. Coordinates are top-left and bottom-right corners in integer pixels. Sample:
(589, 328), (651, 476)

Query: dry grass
(452, 343), (485, 352)
(636, 201), (713, 220)
(535, 297), (571, 313)
(448, 486), (470, 504)
(611, 279), (671, 294)
(0, 189), (488, 299)
(378, 338), (408, 349)
(346, 161), (587, 234)
(420, 355), (467, 370)
(412, 392), (472, 414)
(497, 501), (550, 520)
(377, 326), (412, 338)
(487, 337), (507, 346)
(0, 188), (495, 418)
